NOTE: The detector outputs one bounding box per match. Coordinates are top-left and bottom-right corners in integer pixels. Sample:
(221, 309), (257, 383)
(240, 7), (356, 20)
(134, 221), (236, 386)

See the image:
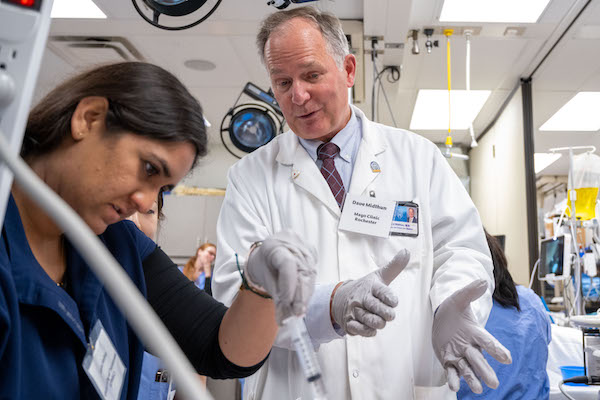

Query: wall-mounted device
(423, 28), (439, 54)
(409, 29), (420, 55)
(539, 234), (572, 281)
(0, 0), (53, 225)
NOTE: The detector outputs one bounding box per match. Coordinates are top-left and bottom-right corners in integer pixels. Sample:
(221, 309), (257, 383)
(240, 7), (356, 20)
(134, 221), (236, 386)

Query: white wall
(470, 87), (531, 285)
(157, 144), (236, 262)
(158, 194), (224, 265)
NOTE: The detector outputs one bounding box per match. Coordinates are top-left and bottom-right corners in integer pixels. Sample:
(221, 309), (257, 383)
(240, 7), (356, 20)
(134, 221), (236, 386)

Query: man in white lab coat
(213, 7), (511, 400)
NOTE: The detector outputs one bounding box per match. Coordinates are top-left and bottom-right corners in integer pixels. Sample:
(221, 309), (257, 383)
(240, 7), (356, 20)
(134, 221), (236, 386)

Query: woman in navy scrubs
(0, 62), (315, 399)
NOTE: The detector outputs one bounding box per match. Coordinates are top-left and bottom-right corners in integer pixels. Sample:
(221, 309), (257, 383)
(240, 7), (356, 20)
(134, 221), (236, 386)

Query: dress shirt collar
(298, 106), (358, 163)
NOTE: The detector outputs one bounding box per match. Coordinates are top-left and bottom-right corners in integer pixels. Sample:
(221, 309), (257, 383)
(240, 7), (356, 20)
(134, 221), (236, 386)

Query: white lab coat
(213, 106), (494, 400)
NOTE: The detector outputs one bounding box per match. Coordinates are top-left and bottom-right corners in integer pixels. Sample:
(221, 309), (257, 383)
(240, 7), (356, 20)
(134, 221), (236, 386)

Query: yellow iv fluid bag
(566, 188), (598, 220)
(566, 153), (600, 221)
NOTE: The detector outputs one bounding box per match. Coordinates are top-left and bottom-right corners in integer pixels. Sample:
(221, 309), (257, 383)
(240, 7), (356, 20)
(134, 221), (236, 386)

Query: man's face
(408, 208), (415, 219)
(264, 18), (356, 142)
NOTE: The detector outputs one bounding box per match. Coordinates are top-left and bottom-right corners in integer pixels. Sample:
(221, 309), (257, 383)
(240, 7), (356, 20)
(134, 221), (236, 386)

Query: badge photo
(390, 201), (419, 237)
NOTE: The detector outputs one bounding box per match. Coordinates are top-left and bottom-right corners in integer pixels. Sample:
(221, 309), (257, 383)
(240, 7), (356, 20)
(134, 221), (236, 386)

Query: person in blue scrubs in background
(128, 192), (175, 400)
(0, 61), (317, 399)
(127, 190), (164, 243)
(183, 243), (216, 294)
(457, 231), (552, 399)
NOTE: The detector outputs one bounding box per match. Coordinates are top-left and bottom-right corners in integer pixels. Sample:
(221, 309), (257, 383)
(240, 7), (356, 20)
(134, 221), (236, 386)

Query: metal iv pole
(550, 145), (597, 316)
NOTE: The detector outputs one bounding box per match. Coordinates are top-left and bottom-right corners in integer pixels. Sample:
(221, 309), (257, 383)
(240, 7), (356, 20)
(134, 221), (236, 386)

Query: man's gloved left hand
(432, 279), (512, 394)
(331, 249), (410, 337)
(245, 230), (318, 325)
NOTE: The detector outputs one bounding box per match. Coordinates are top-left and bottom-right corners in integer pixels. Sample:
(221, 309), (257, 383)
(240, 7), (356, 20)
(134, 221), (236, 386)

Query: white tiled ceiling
(33, 0), (600, 178)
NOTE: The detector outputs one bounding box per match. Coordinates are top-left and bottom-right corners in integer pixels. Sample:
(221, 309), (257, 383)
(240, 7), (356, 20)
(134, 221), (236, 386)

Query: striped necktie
(317, 142), (346, 208)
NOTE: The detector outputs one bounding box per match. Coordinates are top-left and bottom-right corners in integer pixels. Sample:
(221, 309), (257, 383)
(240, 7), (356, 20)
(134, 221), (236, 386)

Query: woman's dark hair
(23, 62), (207, 166)
(485, 229), (520, 311)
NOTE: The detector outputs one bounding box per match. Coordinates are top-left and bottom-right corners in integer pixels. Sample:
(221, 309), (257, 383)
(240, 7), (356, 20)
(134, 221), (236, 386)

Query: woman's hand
(218, 231), (317, 366)
(245, 230), (318, 324)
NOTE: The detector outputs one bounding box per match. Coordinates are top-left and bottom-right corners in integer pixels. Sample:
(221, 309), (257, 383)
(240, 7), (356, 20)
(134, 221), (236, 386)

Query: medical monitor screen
(540, 236), (565, 277)
(494, 235), (506, 252)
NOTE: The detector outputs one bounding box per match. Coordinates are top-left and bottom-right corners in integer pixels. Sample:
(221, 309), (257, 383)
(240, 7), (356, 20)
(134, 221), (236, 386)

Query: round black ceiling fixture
(220, 83), (285, 159)
(266, 0), (319, 10)
(229, 107), (277, 153)
(132, 0), (222, 31)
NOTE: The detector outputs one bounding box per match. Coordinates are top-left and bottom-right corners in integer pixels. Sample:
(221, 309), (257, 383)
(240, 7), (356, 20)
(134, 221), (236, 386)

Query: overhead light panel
(410, 89), (491, 130)
(439, 0), (550, 23)
(51, 0), (106, 18)
(540, 92), (600, 131)
(534, 153), (562, 174)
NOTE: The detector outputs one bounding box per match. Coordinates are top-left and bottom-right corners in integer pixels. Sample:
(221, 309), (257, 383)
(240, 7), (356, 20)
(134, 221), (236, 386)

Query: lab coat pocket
(371, 196), (424, 275)
(414, 383), (456, 400)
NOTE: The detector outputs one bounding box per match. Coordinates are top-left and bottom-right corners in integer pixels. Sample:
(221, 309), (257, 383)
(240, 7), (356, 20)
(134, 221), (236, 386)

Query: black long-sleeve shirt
(143, 247), (266, 378)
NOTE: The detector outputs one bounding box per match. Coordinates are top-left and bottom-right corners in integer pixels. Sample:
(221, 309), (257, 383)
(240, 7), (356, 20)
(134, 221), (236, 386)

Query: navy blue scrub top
(0, 195), (156, 399)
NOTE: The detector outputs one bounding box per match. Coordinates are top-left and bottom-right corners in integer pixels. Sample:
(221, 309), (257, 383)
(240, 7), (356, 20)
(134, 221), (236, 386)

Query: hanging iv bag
(566, 153), (600, 221)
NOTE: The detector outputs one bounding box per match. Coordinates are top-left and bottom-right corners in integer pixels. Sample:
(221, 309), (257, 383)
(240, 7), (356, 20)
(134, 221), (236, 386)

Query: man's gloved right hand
(331, 249), (410, 337)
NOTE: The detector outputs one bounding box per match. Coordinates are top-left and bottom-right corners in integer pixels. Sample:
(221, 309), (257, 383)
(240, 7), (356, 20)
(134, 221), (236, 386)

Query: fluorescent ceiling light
(410, 89), (491, 130)
(51, 0), (106, 19)
(440, 0), (550, 23)
(540, 92), (600, 131)
(534, 153), (561, 174)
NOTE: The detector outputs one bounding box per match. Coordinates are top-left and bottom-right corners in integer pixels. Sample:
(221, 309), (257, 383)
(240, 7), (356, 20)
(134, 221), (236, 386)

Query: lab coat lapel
(348, 107), (386, 196)
(276, 131), (341, 216)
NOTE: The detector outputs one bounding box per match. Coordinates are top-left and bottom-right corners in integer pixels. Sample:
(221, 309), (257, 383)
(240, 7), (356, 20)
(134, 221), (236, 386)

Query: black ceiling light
(266, 0), (319, 10)
(132, 0), (222, 31)
(220, 82), (285, 159)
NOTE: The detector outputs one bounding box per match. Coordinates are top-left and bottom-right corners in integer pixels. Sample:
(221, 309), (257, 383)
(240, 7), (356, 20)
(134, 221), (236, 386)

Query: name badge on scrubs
(82, 320), (126, 400)
(339, 193), (395, 238)
(390, 201), (419, 237)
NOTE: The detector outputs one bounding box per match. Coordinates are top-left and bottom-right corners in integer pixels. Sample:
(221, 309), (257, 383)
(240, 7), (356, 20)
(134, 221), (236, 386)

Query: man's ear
(70, 96), (109, 141)
(344, 54), (357, 88)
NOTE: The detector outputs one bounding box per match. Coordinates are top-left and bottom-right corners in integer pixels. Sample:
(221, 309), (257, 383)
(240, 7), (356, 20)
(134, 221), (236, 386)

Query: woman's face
(197, 246), (216, 265)
(127, 200), (159, 241)
(59, 98), (195, 234)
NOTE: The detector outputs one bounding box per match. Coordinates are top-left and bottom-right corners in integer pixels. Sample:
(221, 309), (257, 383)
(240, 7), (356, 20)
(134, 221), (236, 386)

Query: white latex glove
(245, 230), (317, 325)
(432, 279), (512, 394)
(331, 249), (410, 337)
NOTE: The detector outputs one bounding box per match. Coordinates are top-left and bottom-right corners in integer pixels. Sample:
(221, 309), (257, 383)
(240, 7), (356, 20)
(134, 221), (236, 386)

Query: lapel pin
(292, 170), (300, 179)
(370, 161), (381, 173)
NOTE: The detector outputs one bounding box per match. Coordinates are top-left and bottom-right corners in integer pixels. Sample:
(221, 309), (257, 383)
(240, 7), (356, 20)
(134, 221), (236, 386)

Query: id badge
(338, 193), (395, 238)
(390, 201), (419, 237)
(82, 320), (127, 400)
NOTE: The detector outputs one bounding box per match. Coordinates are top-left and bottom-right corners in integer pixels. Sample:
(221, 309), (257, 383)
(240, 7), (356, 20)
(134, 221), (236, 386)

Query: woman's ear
(70, 96), (109, 141)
